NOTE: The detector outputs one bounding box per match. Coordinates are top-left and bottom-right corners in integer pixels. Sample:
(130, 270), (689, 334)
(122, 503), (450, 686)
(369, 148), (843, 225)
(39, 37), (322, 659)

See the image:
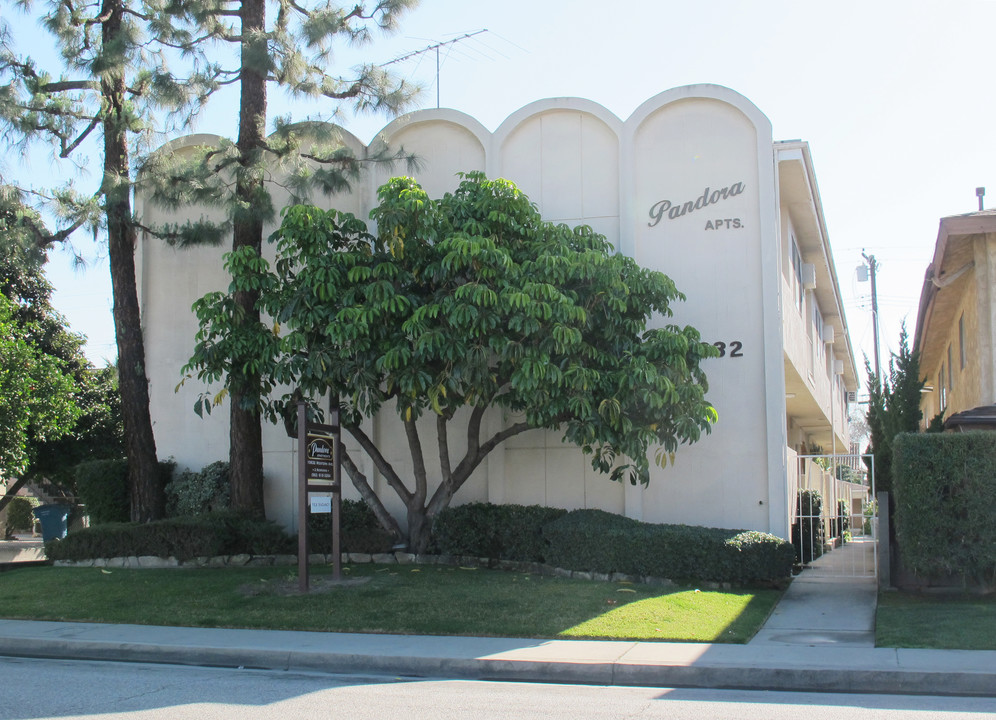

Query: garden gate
(792, 453), (877, 578)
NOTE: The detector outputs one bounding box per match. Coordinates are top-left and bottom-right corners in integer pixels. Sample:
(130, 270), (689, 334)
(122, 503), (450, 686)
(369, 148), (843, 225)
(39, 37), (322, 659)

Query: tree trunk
(407, 502), (432, 554)
(228, 0), (268, 518)
(102, 0), (163, 522)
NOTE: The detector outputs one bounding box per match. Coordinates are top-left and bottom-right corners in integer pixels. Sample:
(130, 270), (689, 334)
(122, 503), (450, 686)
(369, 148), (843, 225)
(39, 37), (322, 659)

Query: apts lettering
(648, 182), (745, 228)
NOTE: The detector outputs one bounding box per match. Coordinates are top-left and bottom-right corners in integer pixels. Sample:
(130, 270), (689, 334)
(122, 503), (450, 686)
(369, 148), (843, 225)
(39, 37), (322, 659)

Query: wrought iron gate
(792, 453), (877, 578)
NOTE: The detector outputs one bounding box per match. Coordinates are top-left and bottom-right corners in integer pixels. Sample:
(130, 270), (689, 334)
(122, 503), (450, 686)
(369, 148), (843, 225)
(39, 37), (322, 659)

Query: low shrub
(6, 497), (35, 530)
(829, 499), (850, 544)
(893, 432), (996, 586)
(165, 461), (230, 517)
(75, 459), (129, 524)
(307, 499), (395, 554)
(430, 502), (568, 562)
(76, 458), (175, 524)
(542, 509), (793, 584)
(44, 511), (293, 562)
(791, 489), (825, 563)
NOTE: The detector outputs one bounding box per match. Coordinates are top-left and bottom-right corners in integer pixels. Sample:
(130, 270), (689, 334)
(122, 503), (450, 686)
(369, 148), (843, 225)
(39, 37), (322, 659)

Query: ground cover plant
(0, 564), (780, 643)
(876, 591), (996, 651)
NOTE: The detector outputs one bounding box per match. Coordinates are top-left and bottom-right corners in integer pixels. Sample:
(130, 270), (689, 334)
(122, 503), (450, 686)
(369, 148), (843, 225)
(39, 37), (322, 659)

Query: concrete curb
(0, 625), (994, 697)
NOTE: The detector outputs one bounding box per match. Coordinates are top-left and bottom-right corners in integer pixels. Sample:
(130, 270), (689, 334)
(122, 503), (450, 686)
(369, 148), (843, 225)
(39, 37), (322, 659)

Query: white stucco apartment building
(136, 85), (858, 540)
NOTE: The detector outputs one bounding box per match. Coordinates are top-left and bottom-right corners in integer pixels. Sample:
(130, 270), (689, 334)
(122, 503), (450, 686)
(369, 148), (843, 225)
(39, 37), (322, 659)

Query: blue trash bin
(32, 504), (70, 542)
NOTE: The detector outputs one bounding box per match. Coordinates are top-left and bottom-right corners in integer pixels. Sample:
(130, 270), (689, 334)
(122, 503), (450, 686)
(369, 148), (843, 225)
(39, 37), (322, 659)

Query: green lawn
(876, 591), (996, 650)
(0, 564), (780, 643)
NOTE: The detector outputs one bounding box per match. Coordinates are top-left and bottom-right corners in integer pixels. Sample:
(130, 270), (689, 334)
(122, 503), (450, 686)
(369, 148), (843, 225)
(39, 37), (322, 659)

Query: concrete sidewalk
(0, 615), (993, 696)
(0, 537), (993, 696)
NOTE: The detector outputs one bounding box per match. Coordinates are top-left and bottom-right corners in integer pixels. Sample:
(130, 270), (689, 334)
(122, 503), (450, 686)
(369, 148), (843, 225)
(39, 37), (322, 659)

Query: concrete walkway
(0, 538), (993, 696)
(751, 537), (877, 648)
(0, 536), (45, 565)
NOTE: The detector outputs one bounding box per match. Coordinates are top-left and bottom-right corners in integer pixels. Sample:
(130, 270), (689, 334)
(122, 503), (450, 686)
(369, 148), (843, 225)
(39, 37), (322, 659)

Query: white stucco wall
(137, 85), (791, 537)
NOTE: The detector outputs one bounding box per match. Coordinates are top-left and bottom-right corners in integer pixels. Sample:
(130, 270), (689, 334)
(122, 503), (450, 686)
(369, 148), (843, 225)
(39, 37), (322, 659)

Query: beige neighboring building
(915, 211), (996, 430)
(136, 85), (858, 540)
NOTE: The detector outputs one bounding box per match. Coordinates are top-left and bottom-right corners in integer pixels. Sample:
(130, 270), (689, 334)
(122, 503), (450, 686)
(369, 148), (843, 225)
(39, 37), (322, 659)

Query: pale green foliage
(137, 0), (422, 248)
(0, 293), (80, 476)
(186, 174), (718, 501)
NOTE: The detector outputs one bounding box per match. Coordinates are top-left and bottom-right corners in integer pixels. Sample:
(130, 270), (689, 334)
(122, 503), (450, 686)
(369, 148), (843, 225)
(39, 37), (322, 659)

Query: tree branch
(436, 414), (451, 484)
(427, 414), (532, 516)
(38, 80), (99, 93)
(339, 446), (402, 542)
(345, 423), (413, 504)
(61, 116), (100, 158)
(404, 417), (428, 505)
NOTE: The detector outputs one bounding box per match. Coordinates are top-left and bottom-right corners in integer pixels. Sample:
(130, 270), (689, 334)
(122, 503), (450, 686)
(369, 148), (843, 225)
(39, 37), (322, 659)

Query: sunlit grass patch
(0, 564), (780, 643)
(560, 588), (776, 642)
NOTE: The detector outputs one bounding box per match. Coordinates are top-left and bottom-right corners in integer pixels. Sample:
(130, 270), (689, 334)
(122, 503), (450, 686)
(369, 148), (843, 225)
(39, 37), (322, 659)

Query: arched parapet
(368, 109), (491, 202)
(493, 97), (624, 248)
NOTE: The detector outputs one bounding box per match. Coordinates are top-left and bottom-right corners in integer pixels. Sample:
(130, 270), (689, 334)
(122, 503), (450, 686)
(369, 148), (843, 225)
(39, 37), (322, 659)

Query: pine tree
(141, 0), (420, 517)
(864, 323), (923, 493)
(0, 2), (218, 520)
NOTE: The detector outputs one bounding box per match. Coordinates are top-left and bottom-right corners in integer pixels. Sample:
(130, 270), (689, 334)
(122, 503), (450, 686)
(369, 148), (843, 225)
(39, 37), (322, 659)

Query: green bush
(6, 497), (35, 530)
(165, 461), (230, 517)
(44, 511), (293, 562)
(75, 459), (129, 524)
(543, 509), (793, 584)
(430, 502), (568, 562)
(829, 499), (850, 543)
(76, 458), (175, 524)
(307, 499), (395, 554)
(893, 432), (996, 586)
(791, 489), (825, 563)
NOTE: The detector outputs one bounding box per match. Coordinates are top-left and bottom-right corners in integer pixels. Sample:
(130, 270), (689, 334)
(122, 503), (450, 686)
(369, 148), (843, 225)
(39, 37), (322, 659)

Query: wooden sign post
(297, 400), (342, 593)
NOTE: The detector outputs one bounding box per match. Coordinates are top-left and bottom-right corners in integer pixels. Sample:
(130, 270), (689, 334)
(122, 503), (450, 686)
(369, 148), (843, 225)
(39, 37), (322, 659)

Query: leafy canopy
(0, 210), (122, 485)
(187, 173), (719, 486)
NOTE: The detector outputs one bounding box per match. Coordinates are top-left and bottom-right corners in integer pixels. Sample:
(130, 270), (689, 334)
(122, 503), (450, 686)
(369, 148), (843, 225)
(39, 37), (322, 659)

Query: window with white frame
(812, 299), (825, 364)
(790, 234), (804, 312)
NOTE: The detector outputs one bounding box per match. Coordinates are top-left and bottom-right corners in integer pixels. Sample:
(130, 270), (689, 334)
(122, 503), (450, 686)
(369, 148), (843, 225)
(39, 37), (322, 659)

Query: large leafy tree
(0, 200), (123, 513)
(864, 323), (923, 493)
(141, 0), (420, 517)
(185, 174), (719, 550)
(0, 1), (218, 520)
(0, 293), (79, 481)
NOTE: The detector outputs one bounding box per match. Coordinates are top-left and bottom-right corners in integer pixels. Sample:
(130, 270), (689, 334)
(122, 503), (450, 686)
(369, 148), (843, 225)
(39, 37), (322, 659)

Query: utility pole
(860, 251), (881, 387)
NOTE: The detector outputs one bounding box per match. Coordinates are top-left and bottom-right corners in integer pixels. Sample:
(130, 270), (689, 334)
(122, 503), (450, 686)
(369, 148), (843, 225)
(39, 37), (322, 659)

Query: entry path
(751, 538), (877, 648)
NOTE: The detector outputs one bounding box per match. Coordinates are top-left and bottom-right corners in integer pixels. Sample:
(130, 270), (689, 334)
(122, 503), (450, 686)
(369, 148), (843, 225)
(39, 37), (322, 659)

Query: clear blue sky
(10, 0), (996, 391)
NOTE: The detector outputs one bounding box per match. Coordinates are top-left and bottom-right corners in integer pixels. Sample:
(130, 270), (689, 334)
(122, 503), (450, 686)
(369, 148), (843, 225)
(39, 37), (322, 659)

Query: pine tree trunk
(102, 0), (163, 522)
(228, 0), (268, 518)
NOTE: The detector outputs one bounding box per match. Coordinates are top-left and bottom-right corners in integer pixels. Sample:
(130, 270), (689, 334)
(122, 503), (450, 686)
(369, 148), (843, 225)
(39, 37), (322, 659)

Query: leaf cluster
(186, 172), (719, 484)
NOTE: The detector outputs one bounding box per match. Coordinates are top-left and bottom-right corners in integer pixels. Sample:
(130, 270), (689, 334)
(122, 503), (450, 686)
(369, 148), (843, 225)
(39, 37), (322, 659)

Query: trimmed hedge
(307, 499), (395, 554)
(75, 459), (129, 524)
(543, 509), (794, 584)
(893, 432), (996, 586)
(44, 512), (293, 562)
(430, 502), (568, 562)
(76, 458), (175, 524)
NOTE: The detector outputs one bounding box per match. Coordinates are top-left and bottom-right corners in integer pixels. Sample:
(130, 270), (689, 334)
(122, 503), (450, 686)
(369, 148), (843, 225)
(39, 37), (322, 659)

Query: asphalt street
(3, 656), (996, 720)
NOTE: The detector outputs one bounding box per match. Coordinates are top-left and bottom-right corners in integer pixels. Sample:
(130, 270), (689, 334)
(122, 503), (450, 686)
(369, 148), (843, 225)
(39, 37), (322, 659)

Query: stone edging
(52, 552), (740, 589)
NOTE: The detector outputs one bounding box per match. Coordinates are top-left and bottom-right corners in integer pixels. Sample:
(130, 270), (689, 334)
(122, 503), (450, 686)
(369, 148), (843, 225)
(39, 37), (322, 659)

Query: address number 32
(712, 341), (744, 358)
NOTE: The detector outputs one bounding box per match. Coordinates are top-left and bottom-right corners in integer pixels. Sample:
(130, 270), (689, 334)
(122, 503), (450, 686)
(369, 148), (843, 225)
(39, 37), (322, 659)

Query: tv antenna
(382, 29), (490, 109)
